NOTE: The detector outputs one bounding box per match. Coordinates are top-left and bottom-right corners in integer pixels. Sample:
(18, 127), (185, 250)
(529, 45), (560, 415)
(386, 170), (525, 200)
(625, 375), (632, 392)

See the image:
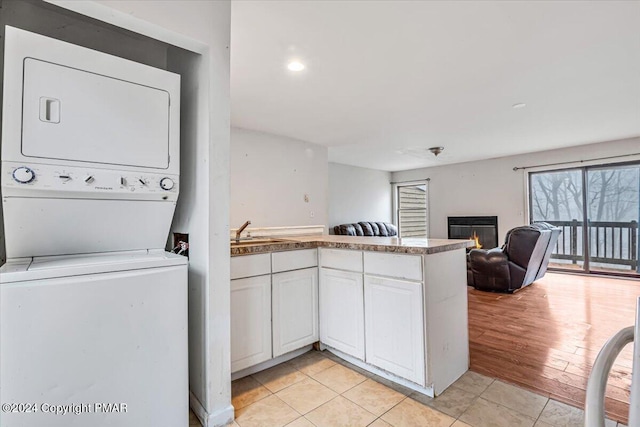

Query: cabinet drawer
(230, 253), (271, 280)
(364, 252), (422, 281)
(319, 248), (363, 272)
(272, 249), (317, 273)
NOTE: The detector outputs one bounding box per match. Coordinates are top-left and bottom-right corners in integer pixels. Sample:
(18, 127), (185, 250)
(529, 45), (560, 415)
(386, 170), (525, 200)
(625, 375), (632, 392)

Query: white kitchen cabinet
(272, 267), (318, 357)
(364, 275), (425, 386)
(319, 268), (365, 360)
(230, 245), (468, 396)
(230, 275), (272, 373)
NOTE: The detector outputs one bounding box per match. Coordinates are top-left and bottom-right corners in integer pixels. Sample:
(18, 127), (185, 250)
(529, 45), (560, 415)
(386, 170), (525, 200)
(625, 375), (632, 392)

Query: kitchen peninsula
(230, 235), (475, 397)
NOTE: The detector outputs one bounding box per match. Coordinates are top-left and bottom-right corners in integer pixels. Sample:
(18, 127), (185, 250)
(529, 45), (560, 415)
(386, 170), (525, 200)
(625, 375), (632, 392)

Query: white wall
(392, 137), (640, 244)
(49, 2), (233, 426)
(230, 127), (328, 229)
(328, 163), (392, 230)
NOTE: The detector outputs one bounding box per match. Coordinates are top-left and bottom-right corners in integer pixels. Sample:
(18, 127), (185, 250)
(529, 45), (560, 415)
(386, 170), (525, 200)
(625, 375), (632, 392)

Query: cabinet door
(319, 268), (365, 360)
(231, 275), (272, 373)
(364, 276), (425, 386)
(272, 268), (319, 357)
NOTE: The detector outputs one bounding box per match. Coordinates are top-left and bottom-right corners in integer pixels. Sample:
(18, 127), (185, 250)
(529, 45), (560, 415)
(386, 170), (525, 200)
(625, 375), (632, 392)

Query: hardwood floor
(468, 272), (640, 425)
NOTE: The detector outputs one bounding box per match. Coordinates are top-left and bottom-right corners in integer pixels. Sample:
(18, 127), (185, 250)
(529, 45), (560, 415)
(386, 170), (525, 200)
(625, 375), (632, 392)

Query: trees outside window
(529, 163), (639, 275)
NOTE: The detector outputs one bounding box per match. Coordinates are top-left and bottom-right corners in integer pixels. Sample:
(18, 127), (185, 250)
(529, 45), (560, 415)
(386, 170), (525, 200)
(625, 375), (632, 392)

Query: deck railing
(543, 220), (639, 271)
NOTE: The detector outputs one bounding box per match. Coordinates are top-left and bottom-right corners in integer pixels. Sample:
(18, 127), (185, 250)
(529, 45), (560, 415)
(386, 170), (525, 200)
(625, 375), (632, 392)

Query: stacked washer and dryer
(0, 27), (188, 426)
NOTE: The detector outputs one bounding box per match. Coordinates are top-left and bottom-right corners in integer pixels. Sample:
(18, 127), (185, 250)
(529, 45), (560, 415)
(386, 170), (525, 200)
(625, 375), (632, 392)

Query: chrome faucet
(235, 220), (251, 242)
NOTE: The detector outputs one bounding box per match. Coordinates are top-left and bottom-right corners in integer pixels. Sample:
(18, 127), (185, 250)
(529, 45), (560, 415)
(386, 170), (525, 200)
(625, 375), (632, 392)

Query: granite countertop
(230, 235), (475, 256)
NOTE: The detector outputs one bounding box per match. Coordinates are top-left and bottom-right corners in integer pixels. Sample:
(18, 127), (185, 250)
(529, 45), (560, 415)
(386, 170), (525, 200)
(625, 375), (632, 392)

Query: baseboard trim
(189, 392), (234, 427)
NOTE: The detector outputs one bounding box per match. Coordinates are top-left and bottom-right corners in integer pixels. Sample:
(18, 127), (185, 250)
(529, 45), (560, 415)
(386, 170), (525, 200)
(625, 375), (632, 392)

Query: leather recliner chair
(467, 222), (561, 293)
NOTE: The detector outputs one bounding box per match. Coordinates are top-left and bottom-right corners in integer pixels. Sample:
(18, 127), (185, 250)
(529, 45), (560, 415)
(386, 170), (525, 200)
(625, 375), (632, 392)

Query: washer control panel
(160, 177), (175, 191)
(12, 166), (35, 184)
(2, 162), (179, 201)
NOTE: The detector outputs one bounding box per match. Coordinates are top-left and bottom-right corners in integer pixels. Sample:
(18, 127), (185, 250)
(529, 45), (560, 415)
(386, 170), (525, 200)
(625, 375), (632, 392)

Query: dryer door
(21, 58), (171, 169)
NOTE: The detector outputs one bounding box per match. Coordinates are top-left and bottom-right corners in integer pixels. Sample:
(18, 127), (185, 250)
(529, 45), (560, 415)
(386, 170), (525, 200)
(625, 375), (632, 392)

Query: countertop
(230, 235), (475, 256)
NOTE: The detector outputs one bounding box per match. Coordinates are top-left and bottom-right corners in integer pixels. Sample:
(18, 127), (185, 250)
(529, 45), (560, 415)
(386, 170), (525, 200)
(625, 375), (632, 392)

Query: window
(528, 162), (639, 276)
(395, 181), (429, 238)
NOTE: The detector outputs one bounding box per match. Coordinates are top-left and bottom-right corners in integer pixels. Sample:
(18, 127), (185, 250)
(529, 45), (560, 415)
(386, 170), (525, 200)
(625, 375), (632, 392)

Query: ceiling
(230, 1), (640, 172)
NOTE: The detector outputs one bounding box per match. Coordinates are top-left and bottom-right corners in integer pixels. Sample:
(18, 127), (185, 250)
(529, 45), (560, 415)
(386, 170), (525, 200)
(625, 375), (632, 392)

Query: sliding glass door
(586, 164), (639, 274)
(529, 162), (639, 277)
(530, 169), (586, 271)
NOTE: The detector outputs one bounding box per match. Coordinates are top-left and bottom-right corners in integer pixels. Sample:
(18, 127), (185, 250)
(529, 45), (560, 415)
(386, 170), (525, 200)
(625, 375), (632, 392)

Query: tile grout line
(483, 378), (552, 424)
(301, 414), (319, 427)
(452, 381), (488, 425)
(249, 358), (316, 395)
(534, 398), (553, 426)
(309, 362), (369, 395)
(376, 394), (411, 425)
(253, 371), (310, 395)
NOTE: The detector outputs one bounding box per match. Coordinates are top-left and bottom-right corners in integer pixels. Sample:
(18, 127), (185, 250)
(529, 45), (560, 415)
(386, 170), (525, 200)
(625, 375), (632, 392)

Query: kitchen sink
(230, 238), (292, 247)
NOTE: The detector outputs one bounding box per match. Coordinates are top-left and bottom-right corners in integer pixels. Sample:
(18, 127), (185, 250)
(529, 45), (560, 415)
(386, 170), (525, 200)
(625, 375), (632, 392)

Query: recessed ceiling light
(512, 103), (527, 109)
(287, 61), (305, 72)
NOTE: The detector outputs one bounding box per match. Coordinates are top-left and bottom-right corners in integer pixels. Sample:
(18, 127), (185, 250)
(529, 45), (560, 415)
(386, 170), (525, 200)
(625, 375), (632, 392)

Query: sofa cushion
(384, 223), (398, 236)
(359, 222), (374, 236)
(369, 222), (380, 236)
(334, 224), (356, 236)
(353, 223), (364, 236)
(376, 222), (389, 236)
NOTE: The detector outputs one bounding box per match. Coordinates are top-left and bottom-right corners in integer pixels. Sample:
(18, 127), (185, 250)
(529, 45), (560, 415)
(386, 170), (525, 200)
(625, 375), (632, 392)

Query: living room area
(327, 136), (640, 426)
(230, 1), (640, 425)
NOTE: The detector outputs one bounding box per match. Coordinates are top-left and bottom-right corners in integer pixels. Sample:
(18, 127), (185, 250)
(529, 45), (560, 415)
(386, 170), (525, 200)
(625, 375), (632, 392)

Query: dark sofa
(333, 222), (398, 237)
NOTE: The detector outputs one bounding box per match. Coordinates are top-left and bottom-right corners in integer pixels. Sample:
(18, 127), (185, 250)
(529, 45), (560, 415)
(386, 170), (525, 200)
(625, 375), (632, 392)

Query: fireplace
(448, 216), (498, 249)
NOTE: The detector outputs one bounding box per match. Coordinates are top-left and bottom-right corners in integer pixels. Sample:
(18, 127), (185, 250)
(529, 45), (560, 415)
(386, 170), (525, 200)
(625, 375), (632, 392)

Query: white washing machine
(0, 27), (188, 426)
(0, 251), (188, 427)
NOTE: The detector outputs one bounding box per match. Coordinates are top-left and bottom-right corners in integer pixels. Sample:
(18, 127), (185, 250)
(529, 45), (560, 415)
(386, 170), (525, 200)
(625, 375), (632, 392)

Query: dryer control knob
(160, 177), (175, 191)
(12, 166), (35, 184)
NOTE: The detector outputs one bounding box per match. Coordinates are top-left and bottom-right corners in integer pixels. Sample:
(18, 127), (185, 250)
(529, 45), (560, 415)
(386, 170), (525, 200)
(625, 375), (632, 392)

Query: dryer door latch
(39, 97), (61, 123)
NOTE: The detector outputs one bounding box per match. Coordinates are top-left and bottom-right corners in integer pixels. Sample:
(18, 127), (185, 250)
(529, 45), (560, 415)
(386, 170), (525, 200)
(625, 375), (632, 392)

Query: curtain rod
(390, 178), (431, 184)
(513, 153), (640, 171)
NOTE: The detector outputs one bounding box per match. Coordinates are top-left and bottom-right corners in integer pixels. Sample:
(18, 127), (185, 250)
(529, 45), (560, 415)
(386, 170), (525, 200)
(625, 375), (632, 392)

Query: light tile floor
(188, 350), (628, 427)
